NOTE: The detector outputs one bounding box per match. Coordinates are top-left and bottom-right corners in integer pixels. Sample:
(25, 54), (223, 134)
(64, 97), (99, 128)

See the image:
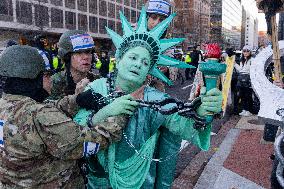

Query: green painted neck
(115, 76), (142, 94)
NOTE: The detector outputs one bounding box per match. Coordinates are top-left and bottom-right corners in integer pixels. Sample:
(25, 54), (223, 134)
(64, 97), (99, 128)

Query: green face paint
(116, 46), (151, 93)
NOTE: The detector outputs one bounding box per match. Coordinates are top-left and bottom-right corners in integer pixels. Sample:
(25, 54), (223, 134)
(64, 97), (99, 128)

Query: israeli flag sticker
(70, 34), (94, 52)
(83, 142), (100, 157)
(38, 50), (51, 71)
(0, 120), (4, 147)
(147, 0), (171, 16)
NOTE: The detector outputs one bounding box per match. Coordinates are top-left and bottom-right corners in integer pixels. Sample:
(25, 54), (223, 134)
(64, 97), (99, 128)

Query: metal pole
(271, 15), (283, 82)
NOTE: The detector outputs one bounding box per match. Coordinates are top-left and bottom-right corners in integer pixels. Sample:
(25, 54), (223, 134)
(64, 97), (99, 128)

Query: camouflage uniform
(0, 93), (127, 188)
(50, 71), (68, 100)
(50, 71), (100, 100)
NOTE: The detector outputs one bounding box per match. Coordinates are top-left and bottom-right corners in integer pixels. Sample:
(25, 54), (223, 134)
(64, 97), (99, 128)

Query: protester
(99, 51), (110, 78)
(0, 45), (134, 188)
(235, 45), (253, 116)
(73, 8), (223, 188)
(174, 50), (185, 84)
(189, 45), (203, 79)
(185, 47), (193, 80)
(33, 35), (53, 68)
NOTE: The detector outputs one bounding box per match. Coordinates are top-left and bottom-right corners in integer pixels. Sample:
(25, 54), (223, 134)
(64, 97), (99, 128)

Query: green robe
(74, 78), (211, 189)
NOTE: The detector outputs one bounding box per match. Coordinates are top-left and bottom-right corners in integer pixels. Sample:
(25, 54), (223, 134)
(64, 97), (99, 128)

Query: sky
(258, 13), (267, 32)
(257, 13), (280, 32)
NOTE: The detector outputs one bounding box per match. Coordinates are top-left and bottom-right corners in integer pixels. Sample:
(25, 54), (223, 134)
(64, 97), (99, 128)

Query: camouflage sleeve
(35, 107), (128, 159)
(50, 72), (66, 100)
(54, 95), (79, 118)
(44, 95), (79, 118)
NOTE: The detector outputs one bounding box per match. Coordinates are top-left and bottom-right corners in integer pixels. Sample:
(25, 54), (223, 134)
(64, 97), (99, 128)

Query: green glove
(92, 94), (139, 125)
(197, 87), (223, 117)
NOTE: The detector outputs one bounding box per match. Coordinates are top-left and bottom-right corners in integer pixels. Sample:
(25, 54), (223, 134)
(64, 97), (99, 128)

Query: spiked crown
(106, 7), (194, 85)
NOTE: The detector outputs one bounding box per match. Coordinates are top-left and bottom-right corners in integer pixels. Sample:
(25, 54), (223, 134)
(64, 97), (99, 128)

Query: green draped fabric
(73, 78), (212, 189)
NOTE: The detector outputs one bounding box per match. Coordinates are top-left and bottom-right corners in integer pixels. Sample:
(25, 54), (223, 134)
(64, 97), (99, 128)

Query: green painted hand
(91, 94), (139, 125)
(197, 88), (223, 117)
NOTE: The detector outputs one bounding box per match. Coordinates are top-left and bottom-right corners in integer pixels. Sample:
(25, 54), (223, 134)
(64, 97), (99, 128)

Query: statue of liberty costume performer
(74, 7), (223, 189)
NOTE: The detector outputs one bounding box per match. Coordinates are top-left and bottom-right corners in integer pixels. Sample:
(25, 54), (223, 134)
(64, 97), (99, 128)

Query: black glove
(76, 89), (106, 112)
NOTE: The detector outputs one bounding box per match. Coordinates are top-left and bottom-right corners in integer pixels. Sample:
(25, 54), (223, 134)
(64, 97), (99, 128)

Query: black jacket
(99, 57), (110, 78)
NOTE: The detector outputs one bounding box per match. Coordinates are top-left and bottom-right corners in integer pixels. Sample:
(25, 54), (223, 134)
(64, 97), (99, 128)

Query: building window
(65, 0), (75, 9)
(16, 1), (32, 24)
(89, 16), (98, 33)
(124, 0), (130, 6)
(131, 0), (136, 8)
(108, 20), (115, 31)
(65, 11), (76, 29)
(116, 5), (123, 19)
(39, 0), (48, 3)
(78, 14), (87, 30)
(108, 2), (115, 18)
(77, 0), (87, 12)
(0, 0), (13, 21)
(116, 21), (122, 35)
(51, 8), (63, 28)
(50, 0), (62, 6)
(99, 18), (107, 34)
(137, 0), (143, 9)
(99, 0), (107, 16)
(89, 0), (97, 14)
(131, 10), (136, 23)
(117, 0), (122, 4)
(35, 5), (49, 27)
(124, 7), (130, 20)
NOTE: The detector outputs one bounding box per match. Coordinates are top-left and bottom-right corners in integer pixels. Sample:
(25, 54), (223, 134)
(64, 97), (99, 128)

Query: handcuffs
(136, 97), (208, 130)
(96, 90), (208, 130)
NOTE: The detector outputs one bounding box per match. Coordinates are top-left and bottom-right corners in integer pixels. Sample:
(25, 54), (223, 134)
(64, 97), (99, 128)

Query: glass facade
(210, 0), (242, 49)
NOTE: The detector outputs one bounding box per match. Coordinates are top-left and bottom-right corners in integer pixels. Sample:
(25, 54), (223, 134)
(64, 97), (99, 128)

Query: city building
(210, 0), (242, 49)
(241, 0), (258, 49)
(0, 0), (147, 51)
(172, 0), (211, 50)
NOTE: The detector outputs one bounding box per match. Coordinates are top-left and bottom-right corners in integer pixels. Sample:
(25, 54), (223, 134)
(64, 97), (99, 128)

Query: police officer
(51, 30), (96, 99)
(0, 45), (134, 188)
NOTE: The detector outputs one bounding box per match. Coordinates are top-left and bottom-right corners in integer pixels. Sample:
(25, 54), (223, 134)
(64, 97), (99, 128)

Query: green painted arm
(163, 113), (211, 151)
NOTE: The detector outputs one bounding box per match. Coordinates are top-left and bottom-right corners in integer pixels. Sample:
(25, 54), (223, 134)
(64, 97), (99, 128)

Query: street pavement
(166, 74), (274, 189)
(172, 114), (274, 189)
(166, 76), (274, 189)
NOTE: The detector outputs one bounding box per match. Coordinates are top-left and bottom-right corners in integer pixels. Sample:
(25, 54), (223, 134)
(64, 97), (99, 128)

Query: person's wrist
(87, 111), (96, 128)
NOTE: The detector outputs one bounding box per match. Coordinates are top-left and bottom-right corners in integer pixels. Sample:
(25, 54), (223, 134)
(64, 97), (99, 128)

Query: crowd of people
(0, 1), (224, 188)
(0, 0), (283, 188)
